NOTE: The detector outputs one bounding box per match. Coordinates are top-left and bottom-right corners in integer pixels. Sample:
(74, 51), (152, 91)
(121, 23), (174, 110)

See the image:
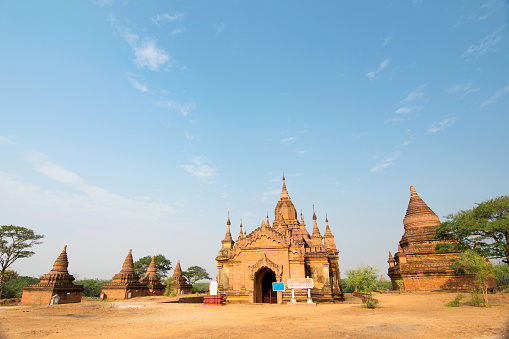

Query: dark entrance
(254, 267), (277, 303)
(261, 271), (277, 303)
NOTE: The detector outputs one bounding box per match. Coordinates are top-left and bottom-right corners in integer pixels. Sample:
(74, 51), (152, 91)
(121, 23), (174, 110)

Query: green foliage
(470, 289), (483, 307)
(451, 250), (494, 307)
(1, 276), (39, 299)
(192, 282), (209, 293)
(344, 264), (379, 293)
(375, 281), (393, 291)
(75, 279), (111, 298)
(364, 297), (377, 309)
(182, 266), (211, 285)
(435, 196), (509, 264)
(163, 277), (176, 297)
(445, 293), (464, 307)
(0, 225), (44, 297)
(494, 263), (509, 287)
(395, 279), (404, 293)
(133, 255), (172, 277)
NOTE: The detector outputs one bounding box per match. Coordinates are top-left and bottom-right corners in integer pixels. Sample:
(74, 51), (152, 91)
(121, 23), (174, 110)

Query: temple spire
(281, 175), (289, 199)
(50, 245), (69, 273)
(120, 249), (135, 274)
(311, 206), (323, 247)
(174, 260), (182, 276)
(238, 221), (244, 240)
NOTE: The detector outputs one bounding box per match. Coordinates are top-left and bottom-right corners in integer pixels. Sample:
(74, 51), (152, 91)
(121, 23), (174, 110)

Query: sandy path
(0, 292), (508, 338)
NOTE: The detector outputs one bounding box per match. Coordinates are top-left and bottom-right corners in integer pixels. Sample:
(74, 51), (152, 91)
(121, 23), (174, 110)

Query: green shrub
(75, 279), (111, 298)
(470, 289), (483, 307)
(445, 293), (464, 307)
(375, 281), (393, 291)
(494, 264), (509, 288)
(364, 298), (377, 309)
(192, 282), (209, 293)
(1, 276), (39, 299)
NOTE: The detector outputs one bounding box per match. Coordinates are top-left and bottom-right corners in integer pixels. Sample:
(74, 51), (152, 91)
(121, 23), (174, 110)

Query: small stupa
(171, 260), (192, 295)
(101, 249), (148, 299)
(139, 256), (166, 296)
(20, 245), (84, 306)
(388, 186), (479, 290)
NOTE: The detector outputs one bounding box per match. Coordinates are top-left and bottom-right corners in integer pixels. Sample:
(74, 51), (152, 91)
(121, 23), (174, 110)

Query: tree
(1, 276), (40, 299)
(435, 196), (509, 264)
(451, 250), (495, 307)
(344, 264), (379, 293)
(133, 254), (172, 277)
(182, 266), (211, 285)
(0, 225), (44, 298)
(74, 279), (112, 298)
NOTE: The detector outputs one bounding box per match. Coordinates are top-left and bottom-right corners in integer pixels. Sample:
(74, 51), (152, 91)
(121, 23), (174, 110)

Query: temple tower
(20, 246), (84, 306)
(101, 249), (148, 299)
(388, 186), (477, 290)
(171, 260), (193, 295)
(139, 256), (166, 296)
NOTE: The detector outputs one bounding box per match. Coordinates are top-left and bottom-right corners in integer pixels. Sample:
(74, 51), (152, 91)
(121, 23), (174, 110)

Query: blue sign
(272, 282), (285, 292)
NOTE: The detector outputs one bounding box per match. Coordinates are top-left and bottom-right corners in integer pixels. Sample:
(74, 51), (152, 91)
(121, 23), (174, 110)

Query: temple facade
(388, 186), (476, 291)
(139, 256), (166, 296)
(101, 249), (149, 299)
(171, 260), (193, 295)
(216, 177), (343, 303)
(20, 246), (84, 306)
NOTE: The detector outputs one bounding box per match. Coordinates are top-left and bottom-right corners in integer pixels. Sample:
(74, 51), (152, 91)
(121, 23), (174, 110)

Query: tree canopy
(435, 196), (509, 263)
(0, 225), (44, 297)
(133, 254), (172, 277)
(182, 266), (211, 285)
(344, 264), (379, 293)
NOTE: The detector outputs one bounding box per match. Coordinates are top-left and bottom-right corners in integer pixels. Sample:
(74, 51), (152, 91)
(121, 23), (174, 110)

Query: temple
(171, 260), (193, 295)
(101, 249), (149, 299)
(216, 176), (343, 303)
(139, 256), (166, 296)
(388, 186), (477, 290)
(20, 245), (84, 306)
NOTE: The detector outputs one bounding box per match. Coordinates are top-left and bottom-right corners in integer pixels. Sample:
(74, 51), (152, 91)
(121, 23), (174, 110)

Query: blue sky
(1, 0), (508, 280)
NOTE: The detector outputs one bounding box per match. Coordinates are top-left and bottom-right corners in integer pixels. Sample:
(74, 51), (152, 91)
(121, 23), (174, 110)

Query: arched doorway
(254, 267), (277, 303)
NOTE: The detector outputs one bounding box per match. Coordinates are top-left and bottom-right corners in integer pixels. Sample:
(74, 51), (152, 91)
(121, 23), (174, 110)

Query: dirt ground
(1, 291), (508, 339)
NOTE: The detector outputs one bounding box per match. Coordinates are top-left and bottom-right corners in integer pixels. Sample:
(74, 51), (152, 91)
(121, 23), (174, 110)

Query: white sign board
(209, 281), (218, 296)
(287, 278), (314, 289)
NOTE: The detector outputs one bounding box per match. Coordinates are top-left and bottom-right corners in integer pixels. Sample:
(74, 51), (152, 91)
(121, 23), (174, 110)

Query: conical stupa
(20, 246), (84, 306)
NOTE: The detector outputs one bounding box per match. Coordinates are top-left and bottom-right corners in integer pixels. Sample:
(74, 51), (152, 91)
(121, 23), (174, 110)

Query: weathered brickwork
(101, 249), (149, 299)
(139, 256), (166, 296)
(216, 177), (344, 303)
(20, 246), (84, 306)
(171, 260), (193, 295)
(388, 186), (485, 291)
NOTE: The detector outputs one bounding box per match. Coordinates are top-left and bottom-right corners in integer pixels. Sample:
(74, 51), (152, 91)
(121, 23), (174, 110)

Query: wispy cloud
(426, 116), (457, 134)
(95, 0), (114, 8)
(125, 72), (148, 93)
(151, 12), (184, 25)
(185, 131), (199, 142)
(447, 82), (479, 98)
(366, 59), (389, 80)
(171, 28), (186, 35)
(261, 189), (280, 202)
(462, 26), (503, 62)
(214, 22), (225, 33)
(110, 16), (170, 71)
(282, 137), (296, 145)
(386, 106), (423, 123)
(400, 84), (427, 104)
(381, 33), (393, 47)
(181, 156), (217, 180)
(0, 136), (12, 145)
(153, 99), (195, 116)
(294, 149), (306, 156)
(453, 1), (501, 29)
(481, 85), (509, 107)
(370, 152), (401, 173)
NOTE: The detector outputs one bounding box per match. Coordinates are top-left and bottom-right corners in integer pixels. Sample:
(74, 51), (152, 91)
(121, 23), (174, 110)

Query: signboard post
(287, 278), (314, 305)
(272, 282), (285, 304)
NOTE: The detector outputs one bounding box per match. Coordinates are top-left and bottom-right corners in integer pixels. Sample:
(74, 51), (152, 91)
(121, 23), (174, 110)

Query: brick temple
(388, 185), (476, 290)
(20, 245), (84, 306)
(216, 176), (343, 303)
(139, 256), (165, 296)
(101, 249), (149, 299)
(171, 260), (192, 295)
